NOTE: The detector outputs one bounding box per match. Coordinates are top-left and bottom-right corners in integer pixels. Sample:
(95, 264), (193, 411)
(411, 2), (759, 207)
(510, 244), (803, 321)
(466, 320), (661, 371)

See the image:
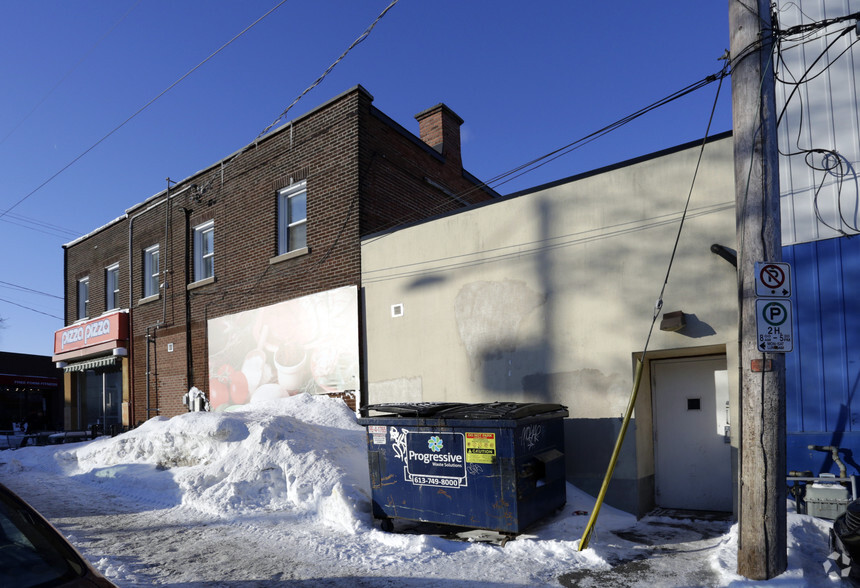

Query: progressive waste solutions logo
(428, 436), (443, 452)
(390, 429), (467, 488)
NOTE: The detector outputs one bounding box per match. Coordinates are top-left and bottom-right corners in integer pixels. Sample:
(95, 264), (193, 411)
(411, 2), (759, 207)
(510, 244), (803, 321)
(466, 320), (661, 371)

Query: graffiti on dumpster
(390, 429), (468, 489)
(520, 424), (544, 450)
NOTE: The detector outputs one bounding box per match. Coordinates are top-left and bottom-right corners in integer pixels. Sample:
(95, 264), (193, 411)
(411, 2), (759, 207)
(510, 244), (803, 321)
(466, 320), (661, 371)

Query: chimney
(415, 103), (463, 168)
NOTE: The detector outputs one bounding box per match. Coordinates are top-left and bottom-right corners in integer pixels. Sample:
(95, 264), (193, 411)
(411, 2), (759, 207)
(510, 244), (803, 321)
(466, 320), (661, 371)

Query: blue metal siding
(785, 236), (860, 475)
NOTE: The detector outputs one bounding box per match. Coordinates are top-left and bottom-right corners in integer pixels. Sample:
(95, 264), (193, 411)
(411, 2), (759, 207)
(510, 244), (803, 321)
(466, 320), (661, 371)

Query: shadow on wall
(468, 198), (556, 403)
(564, 417), (644, 516)
(671, 313), (717, 338)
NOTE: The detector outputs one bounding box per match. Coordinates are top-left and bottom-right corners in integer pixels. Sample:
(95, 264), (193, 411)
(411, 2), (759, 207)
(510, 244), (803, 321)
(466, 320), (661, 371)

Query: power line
(0, 0), (291, 223)
(0, 212), (80, 239)
(0, 297), (63, 321)
(0, 281), (63, 300)
(364, 67), (729, 242)
(257, 0), (401, 139)
(195, 0), (401, 199)
(772, 9), (860, 236)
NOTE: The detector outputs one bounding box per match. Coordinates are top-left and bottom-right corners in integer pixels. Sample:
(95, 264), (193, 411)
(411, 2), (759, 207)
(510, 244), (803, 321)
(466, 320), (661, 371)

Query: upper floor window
(105, 263), (120, 310)
(278, 182), (307, 255)
(143, 245), (160, 298)
(193, 220), (214, 282)
(77, 277), (89, 319)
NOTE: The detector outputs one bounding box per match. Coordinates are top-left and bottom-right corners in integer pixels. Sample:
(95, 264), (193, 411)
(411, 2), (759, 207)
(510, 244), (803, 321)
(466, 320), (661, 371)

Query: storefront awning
(63, 356), (120, 373)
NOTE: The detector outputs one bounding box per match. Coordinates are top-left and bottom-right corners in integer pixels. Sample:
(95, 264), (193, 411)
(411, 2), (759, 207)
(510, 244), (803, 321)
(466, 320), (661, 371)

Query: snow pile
(9, 394), (370, 533)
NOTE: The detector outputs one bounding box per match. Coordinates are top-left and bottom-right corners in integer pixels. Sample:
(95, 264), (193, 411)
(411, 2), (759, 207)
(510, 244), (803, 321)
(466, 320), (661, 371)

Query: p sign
(755, 299), (793, 352)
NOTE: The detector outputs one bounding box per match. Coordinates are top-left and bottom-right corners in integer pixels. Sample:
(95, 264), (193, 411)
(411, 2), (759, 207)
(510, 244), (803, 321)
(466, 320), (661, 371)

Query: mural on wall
(207, 286), (359, 410)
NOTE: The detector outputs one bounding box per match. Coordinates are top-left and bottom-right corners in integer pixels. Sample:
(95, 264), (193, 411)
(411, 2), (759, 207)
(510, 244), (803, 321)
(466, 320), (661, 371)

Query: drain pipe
(809, 445), (848, 479)
(145, 326), (157, 417)
(128, 181), (194, 422)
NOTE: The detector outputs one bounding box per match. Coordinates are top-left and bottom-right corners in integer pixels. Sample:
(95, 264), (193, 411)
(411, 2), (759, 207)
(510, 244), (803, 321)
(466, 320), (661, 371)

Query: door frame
(650, 354), (731, 511)
(630, 345), (738, 518)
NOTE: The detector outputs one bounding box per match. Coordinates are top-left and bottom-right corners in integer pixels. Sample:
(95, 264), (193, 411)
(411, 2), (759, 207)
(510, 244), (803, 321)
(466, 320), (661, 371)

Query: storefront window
(78, 369), (122, 431)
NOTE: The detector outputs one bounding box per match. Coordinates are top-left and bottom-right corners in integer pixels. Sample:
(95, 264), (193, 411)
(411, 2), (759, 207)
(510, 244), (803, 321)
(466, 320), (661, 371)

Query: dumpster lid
(434, 402), (567, 420)
(363, 401), (567, 420)
(362, 402), (468, 417)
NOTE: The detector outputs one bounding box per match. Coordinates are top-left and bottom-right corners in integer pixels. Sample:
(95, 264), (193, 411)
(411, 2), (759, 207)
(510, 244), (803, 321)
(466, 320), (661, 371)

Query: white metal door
(652, 356), (731, 511)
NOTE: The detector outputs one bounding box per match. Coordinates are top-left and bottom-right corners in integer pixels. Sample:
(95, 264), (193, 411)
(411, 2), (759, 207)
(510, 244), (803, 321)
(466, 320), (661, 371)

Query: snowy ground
(0, 394), (847, 587)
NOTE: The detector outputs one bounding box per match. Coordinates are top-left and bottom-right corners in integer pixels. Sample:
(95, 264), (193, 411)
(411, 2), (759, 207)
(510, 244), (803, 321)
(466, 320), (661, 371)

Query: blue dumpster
(358, 402), (568, 534)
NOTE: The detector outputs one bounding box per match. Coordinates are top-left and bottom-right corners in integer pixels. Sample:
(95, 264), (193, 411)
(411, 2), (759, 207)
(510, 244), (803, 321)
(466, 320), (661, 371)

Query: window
(77, 277), (89, 319)
(193, 220), (214, 282)
(105, 263), (120, 310)
(143, 245), (160, 298)
(278, 182), (307, 255)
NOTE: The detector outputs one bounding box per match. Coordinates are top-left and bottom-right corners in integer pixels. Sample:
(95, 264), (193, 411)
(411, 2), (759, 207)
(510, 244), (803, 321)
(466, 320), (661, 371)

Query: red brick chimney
(415, 103), (463, 168)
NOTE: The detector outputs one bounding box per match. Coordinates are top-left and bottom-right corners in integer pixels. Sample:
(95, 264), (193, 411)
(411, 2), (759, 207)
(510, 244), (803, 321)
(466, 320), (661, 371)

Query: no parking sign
(755, 262), (791, 297)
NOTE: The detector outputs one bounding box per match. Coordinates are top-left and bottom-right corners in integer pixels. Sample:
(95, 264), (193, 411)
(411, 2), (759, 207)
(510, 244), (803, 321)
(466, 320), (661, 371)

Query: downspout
(146, 179), (175, 418)
(182, 206), (194, 392)
(128, 182), (193, 423)
(61, 245), (73, 429)
(162, 179), (173, 326)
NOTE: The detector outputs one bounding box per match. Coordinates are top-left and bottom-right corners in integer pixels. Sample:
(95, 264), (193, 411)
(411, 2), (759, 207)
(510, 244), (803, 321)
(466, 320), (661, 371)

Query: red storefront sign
(53, 312), (129, 355)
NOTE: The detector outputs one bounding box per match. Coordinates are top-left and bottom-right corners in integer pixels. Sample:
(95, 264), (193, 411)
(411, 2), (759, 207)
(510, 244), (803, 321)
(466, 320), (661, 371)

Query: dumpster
(358, 401), (568, 534)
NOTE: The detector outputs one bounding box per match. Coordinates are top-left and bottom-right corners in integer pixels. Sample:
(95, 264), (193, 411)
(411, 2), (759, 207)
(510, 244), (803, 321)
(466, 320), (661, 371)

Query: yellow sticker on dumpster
(465, 432), (496, 464)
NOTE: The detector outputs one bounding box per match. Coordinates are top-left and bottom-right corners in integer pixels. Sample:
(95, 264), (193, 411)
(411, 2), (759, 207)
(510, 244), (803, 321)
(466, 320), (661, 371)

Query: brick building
(53, 86), (496, 430)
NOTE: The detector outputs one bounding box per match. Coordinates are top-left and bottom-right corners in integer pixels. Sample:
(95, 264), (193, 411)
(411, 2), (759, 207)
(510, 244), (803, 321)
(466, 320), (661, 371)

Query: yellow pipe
(578, 358), (645, 551)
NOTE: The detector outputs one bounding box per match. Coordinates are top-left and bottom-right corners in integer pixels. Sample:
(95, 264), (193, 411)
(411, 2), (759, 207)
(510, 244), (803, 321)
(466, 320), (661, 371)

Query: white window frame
(143, 245), (160, 298)
(105, 263), (120, 311)
(77, 277), (89, 319)
(193, 220), (215, 283)
(278, 181), (307, 255)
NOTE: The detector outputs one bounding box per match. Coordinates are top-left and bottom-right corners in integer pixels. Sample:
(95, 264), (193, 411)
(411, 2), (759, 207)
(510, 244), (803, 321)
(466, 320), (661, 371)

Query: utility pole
(730, 0), (787, 580)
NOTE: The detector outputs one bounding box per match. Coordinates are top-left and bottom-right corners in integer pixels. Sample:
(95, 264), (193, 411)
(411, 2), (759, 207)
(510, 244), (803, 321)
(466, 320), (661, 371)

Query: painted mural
(207, 286), (359, 410)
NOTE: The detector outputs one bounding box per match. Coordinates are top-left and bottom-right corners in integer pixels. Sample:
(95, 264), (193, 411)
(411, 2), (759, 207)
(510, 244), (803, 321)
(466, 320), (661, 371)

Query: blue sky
(0, 1), (731, 355)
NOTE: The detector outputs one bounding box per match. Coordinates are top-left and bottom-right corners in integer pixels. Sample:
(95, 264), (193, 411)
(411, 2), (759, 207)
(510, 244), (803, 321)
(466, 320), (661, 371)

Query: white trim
(193, 220), (215, 282)
(269, 247), (310, 265)
(105, 263), (120, 311)
(143, 244), (160, 298)
(278, 181), (308, 255)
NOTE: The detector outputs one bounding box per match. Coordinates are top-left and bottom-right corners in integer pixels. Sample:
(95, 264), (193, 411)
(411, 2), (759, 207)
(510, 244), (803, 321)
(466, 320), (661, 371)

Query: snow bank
(9, 394), (371, 533)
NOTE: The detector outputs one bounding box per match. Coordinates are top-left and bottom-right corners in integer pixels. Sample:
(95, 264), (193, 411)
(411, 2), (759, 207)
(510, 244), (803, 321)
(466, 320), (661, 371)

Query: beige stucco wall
(361, 135), (739, 515)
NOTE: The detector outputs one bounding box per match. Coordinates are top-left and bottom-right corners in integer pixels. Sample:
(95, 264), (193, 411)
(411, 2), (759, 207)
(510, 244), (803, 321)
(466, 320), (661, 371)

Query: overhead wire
(0, 297), (62, 321)
(0, 280), (63, 300)
(772, 9), (860, 236)
(0, 212), (81, 239)
(257, 0), (400, 139)
(363, 68), (731, 244)
(0, 0), (291, 223)
(192, 0), (401, 203)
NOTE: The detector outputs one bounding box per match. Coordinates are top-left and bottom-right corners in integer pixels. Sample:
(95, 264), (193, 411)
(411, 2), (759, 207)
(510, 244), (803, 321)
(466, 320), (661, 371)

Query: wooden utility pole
(730, 0), (787, 580)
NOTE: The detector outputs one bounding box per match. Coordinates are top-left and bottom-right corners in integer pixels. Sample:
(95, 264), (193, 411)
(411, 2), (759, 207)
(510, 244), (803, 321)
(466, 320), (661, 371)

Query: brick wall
(63, 85), (494, 423)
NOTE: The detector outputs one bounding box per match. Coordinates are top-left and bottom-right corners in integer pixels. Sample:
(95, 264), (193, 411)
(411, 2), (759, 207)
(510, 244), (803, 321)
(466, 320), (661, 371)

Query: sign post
(731, 0), (785, 578)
